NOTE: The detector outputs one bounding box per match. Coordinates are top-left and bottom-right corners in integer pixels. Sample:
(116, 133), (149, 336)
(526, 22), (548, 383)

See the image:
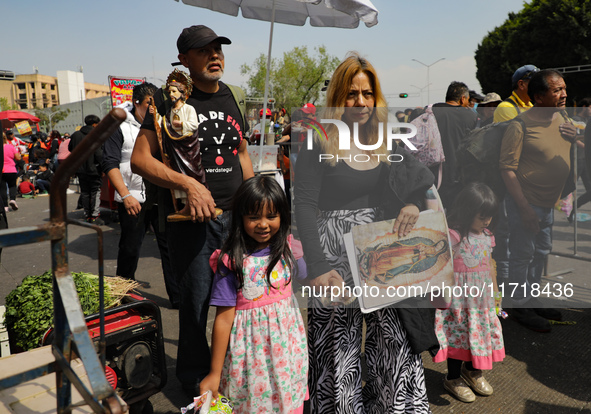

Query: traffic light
(399, 93), (409, 98)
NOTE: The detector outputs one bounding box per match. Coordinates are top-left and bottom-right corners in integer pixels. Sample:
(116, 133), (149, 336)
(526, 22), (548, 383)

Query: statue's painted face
(168, 84), (184, 104)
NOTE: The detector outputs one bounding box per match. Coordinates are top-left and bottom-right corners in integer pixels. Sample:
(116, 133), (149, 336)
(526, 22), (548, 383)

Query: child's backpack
(409, 104), (445, 187)
(456, 118), (525, 200)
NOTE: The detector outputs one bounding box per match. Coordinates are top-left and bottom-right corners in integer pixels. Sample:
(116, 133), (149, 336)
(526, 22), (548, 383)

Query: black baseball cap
(171, 25), (231, 66)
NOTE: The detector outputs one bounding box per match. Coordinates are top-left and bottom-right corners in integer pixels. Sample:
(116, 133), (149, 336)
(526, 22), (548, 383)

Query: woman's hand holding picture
(309, 269), (349, 305)
(393, 204), (420, 237)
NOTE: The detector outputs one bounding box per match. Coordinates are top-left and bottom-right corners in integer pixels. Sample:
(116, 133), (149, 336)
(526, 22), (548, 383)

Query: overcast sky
(3, 0), (526, 108)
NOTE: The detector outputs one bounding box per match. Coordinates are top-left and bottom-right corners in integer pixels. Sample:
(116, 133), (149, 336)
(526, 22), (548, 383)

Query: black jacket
(36, 168), (54, 183)
(383, 145), (440, 356)
(68, 125), (102, 176)
(379, 144), (435, 220)
(397, 299), (440, 356)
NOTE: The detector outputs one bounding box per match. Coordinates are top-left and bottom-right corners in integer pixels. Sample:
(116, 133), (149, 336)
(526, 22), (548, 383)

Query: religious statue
(154, 69), (208, 221)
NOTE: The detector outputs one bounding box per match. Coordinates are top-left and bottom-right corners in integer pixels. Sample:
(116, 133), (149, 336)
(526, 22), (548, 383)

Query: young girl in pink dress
(200, 175), (308, 413)
(433, 182), (505, 403)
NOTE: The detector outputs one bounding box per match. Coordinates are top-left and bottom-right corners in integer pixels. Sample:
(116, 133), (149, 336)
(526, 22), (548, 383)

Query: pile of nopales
(3, 271), (140, 351)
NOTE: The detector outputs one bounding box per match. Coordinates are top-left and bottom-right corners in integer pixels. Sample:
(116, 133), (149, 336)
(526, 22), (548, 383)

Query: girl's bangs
(243, 195), (279, 216)
(478, 196), (498, 219)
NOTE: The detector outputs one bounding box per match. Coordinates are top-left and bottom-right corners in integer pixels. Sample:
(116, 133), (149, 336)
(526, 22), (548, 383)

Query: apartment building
(0, 70), (109, 110)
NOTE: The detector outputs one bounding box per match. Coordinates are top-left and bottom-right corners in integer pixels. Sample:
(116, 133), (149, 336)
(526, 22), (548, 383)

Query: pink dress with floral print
(433, 229), (505, 370)
(210, 247), (308, 413)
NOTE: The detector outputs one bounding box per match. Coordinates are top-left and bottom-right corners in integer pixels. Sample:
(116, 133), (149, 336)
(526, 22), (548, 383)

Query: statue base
(167, 208), (223, 222)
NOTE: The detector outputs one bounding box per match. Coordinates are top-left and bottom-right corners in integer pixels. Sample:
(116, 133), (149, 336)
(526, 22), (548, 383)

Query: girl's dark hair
(34, 148), (50, 160)
(447, 182), (498, 240)
(219, 175), (295, 289)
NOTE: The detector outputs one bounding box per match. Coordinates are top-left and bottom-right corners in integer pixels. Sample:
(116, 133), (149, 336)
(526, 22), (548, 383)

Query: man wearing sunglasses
(494, 64), (540, 123)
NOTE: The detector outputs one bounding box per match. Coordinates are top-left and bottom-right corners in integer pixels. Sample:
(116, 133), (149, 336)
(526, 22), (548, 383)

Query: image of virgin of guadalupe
(160, 69), (206, 207)
(358, 237), (449, 285)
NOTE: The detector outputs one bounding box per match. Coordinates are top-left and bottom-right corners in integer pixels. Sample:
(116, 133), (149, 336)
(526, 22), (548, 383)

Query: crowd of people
(2, 23), (589, 414)
(1, 128), (71, 210)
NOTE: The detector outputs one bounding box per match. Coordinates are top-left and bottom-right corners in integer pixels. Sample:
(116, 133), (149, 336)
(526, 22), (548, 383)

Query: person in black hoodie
(431, 82), (478, 208)
(34, 162), (54, 194)
(48, 130), (61, 171)
(68, 114), (102, 224)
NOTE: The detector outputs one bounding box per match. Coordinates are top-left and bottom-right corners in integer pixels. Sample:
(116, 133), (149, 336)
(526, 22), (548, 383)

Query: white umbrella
(174, 0), (379, 149)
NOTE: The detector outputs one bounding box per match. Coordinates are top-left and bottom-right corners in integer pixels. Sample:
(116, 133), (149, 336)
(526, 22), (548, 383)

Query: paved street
(1, 190), (590, 413)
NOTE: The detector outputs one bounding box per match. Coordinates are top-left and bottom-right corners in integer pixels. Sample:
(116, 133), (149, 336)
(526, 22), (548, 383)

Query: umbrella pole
(259, 0), (276, 164)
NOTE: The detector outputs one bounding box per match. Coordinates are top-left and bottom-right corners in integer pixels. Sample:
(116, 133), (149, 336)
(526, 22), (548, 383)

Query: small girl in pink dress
(433, 182), (505, 403)
(200, 175), (308, 413)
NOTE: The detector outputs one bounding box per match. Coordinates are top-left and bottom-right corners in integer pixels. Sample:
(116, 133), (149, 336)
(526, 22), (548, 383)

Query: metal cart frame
(0, 108), (127, 413)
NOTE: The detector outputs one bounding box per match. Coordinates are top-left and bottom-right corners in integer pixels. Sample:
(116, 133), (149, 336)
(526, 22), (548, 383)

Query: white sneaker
(9, 200), (18, 211)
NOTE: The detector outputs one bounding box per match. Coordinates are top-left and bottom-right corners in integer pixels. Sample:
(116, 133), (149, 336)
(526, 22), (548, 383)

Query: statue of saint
(157, 69), (208, 220)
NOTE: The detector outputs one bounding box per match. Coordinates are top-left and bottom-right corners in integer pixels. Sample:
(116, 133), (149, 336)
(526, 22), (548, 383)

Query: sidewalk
(0, 193), (590, 413)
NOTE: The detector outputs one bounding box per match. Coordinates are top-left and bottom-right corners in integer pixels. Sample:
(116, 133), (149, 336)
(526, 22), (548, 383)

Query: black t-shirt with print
(143, 81), (248, 210)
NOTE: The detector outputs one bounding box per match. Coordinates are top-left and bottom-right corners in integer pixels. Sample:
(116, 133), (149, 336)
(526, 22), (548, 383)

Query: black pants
(0, 200), (7, 261)
(1, 173), (18, 205)
(116, 202), (179, 305)
(171, 212), (231, 390)
(438, 181), (463, 210)
(77, 173), (102, 218)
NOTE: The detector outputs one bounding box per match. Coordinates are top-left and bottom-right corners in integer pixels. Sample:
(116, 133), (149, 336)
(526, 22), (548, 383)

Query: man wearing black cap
(468, 90), (485, 109)
(131, 25), (253, 397)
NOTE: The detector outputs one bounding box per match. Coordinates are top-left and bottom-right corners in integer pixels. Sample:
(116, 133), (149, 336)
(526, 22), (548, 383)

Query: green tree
(0, 97), (17, 111)
(241, 45), (340, 114)
(475, 0), (591, 102)
(34, 107), (71, 132)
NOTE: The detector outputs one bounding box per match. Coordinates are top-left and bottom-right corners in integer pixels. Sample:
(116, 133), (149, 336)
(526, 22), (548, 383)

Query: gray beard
(200, 69), (224, 83)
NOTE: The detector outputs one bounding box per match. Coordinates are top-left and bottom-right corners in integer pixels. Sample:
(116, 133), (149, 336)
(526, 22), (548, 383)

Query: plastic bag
(180, 391), (234, 414)
(555, 193), (573, 217)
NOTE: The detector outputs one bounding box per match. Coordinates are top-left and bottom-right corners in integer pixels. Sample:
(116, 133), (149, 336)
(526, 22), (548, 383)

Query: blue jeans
(168, 211), (231, 389)
(505, 195), (553, 305)
(492, 197), (509, 281)
(36, 179), (51, 194)
(77, 173), (102, 218)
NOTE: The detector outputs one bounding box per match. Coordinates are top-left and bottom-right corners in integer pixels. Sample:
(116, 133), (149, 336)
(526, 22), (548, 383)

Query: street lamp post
(411, 58), (445, 104)
(45, 110), (62, 132)
(87, 98), (112, 119)
(411, 83), (430, 107)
